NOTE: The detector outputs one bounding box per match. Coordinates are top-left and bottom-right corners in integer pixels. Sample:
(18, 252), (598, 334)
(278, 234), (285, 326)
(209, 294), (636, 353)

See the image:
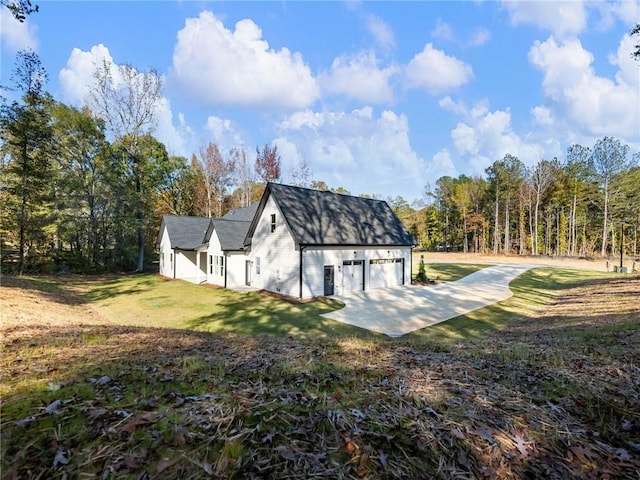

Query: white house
(157, 183), (416, 299)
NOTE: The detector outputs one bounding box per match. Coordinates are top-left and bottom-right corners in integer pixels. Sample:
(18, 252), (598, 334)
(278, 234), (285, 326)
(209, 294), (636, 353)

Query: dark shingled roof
(246, 183), (416, 247)
(158, 215), (210, 250)
(209, 219), (251, 251)
(222, 202), (259, 222)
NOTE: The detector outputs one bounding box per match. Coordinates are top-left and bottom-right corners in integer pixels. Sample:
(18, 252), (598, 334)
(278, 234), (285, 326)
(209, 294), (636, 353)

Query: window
(270, 214), (276, 233)
(213, 255), (225, 276)
(170, 253), (173, 268)
(209, 255), (213, 274)
(255, 257), (261, 275)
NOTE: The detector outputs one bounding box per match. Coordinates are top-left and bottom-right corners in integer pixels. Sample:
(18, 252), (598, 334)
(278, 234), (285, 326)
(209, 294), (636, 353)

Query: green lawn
(407, 267), (609, 344)
(412, 262), (489, 281)
(86, 275), (383, 338)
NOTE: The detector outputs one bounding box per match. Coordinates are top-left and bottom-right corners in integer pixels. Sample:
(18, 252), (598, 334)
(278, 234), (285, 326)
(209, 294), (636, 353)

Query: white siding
(248, 196), (300, 297)
(226, 252), (248, 287)
(174, 250), (206, 282)
(158, 227), (173, 277)
(301, 246), (411, 298)
(206, 234), (224, 287)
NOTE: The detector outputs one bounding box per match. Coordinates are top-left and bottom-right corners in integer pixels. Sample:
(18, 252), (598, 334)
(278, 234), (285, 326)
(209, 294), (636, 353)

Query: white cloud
(0, 8), (37, 52)
(58, 44), (113, 105)
(427, 149), (459, 180)
(531, 106), (554, 126)
(405, 43), (473, 94)
(467, 28), (491, 47)
(58, 44), (196, 158)
(171, 11), (319, 110)
(448, 101), (546, 174)
(431, 19), (491, 48)
(203, 116), (244, 152)
(529, 35), (639, 139)
(431, 19), (453, 42)
(319, 51), (398, 104)
(366, 14), (395, 50)
(595, 1), (640, 30)
(502, 0), (587, 40)
(275, 107), (427, 200)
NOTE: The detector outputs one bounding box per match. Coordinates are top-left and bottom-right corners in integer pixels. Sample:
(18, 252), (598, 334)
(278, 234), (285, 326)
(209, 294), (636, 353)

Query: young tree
(564, 144), (592, 256)
(0, 50), (54, 274)
(231, 147), (256, 208)
(255, 144), (281, 183)
(529, 159), (556, 255)
(194, 142), (236, 217)
(88, 59), (163, 271)
(590, 137), (631, 257)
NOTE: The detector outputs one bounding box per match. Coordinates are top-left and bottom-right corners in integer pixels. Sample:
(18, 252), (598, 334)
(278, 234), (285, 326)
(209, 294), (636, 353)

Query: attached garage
(369, 258), (404, 289)
(342, 260), (364, 293)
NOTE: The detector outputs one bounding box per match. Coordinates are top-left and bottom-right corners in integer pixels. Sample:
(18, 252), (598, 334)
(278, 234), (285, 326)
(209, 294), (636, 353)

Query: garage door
(342, 260), (364, 293)
(369, 258), (404, 289)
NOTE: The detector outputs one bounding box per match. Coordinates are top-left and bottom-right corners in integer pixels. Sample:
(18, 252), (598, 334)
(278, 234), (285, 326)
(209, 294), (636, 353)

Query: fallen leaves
(1, 275), (639, 479)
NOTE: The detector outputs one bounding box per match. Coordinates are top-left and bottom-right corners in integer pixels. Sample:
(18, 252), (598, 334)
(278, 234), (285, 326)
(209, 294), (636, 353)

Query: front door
(245, 260), (252, 286)
(324, 266), (334, 296)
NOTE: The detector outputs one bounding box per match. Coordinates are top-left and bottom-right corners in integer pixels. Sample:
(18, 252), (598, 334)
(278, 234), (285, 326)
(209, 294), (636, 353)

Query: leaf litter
(1, 275), (639, 479)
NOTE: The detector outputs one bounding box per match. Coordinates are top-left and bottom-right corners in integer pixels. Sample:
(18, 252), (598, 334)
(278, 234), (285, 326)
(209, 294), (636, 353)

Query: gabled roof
(209, 219), (252, 251)
(245, 183), (416, 247)
(157, 215), (210, 250)
(222, 202), (258, 222)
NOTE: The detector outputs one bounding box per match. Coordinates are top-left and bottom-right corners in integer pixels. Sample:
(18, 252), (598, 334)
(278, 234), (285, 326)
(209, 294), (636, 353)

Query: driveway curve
(321, 264), (534, 337)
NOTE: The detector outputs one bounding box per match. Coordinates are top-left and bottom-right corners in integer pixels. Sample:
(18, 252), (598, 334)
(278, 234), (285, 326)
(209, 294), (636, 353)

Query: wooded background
(1, 49), (638, 275)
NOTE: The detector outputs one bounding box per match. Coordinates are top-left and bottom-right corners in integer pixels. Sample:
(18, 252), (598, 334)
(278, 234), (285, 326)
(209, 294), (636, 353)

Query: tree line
(395, 140), (639, 260)
(1, 48), (638, 275)
(0, 51), (288, 274)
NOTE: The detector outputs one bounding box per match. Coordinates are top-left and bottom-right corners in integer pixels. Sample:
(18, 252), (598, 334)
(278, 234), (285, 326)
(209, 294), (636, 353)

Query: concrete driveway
(321, 264), (534, 337)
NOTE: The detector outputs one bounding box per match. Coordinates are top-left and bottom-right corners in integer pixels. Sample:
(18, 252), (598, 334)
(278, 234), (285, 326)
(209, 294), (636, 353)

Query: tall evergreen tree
(0, 50), (54, 274)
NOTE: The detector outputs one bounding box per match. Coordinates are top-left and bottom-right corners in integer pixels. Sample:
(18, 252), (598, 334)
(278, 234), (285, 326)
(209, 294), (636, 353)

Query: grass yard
(1, 266), (639, 479)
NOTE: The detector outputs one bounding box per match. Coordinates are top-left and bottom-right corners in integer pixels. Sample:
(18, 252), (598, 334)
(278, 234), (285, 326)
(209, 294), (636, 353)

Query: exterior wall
(226, 252), (248, 288)
(158, 228), (173, 277)
(301, 246), (412, 298)
(174, 250), (206, 282)
(248, 195), (300, 297)
(206, 235), (225, 287)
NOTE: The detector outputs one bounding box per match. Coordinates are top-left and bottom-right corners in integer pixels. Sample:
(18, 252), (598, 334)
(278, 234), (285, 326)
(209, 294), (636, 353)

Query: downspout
(224, 253), (228, 288)
(299, 245), (305, 299)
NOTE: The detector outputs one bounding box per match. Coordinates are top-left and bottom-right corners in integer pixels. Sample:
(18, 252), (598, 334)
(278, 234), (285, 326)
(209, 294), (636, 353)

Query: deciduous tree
(88, 59), (163, 271)
(255, 144), (281, 183)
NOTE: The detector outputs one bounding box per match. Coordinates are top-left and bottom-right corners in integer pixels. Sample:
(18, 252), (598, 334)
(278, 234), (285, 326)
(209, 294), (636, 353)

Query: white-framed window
(255, 256), (261, 275)
(213, 255), (224, 276)
(270, 214), (276, 233)
(209, 255), (213, 274)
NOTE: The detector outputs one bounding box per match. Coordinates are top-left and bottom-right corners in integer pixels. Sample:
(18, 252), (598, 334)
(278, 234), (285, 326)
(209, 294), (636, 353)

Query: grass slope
(1, 268), (639, 479)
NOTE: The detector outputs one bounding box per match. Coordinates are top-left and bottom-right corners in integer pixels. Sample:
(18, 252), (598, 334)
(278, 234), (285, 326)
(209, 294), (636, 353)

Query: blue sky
(1, 1), (638, 203)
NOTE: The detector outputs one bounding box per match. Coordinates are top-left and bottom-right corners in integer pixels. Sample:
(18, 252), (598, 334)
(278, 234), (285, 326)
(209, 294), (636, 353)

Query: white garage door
(342, 260), (364, 293)
(369, 258), (404, 289)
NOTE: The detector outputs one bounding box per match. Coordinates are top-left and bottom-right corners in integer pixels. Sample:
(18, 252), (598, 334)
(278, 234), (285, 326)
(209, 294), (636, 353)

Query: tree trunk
(134, 155), (144, 272)
(493, 194), (499, 254)
(601, 178), (609, 257)
(504, 198), (510, 254)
